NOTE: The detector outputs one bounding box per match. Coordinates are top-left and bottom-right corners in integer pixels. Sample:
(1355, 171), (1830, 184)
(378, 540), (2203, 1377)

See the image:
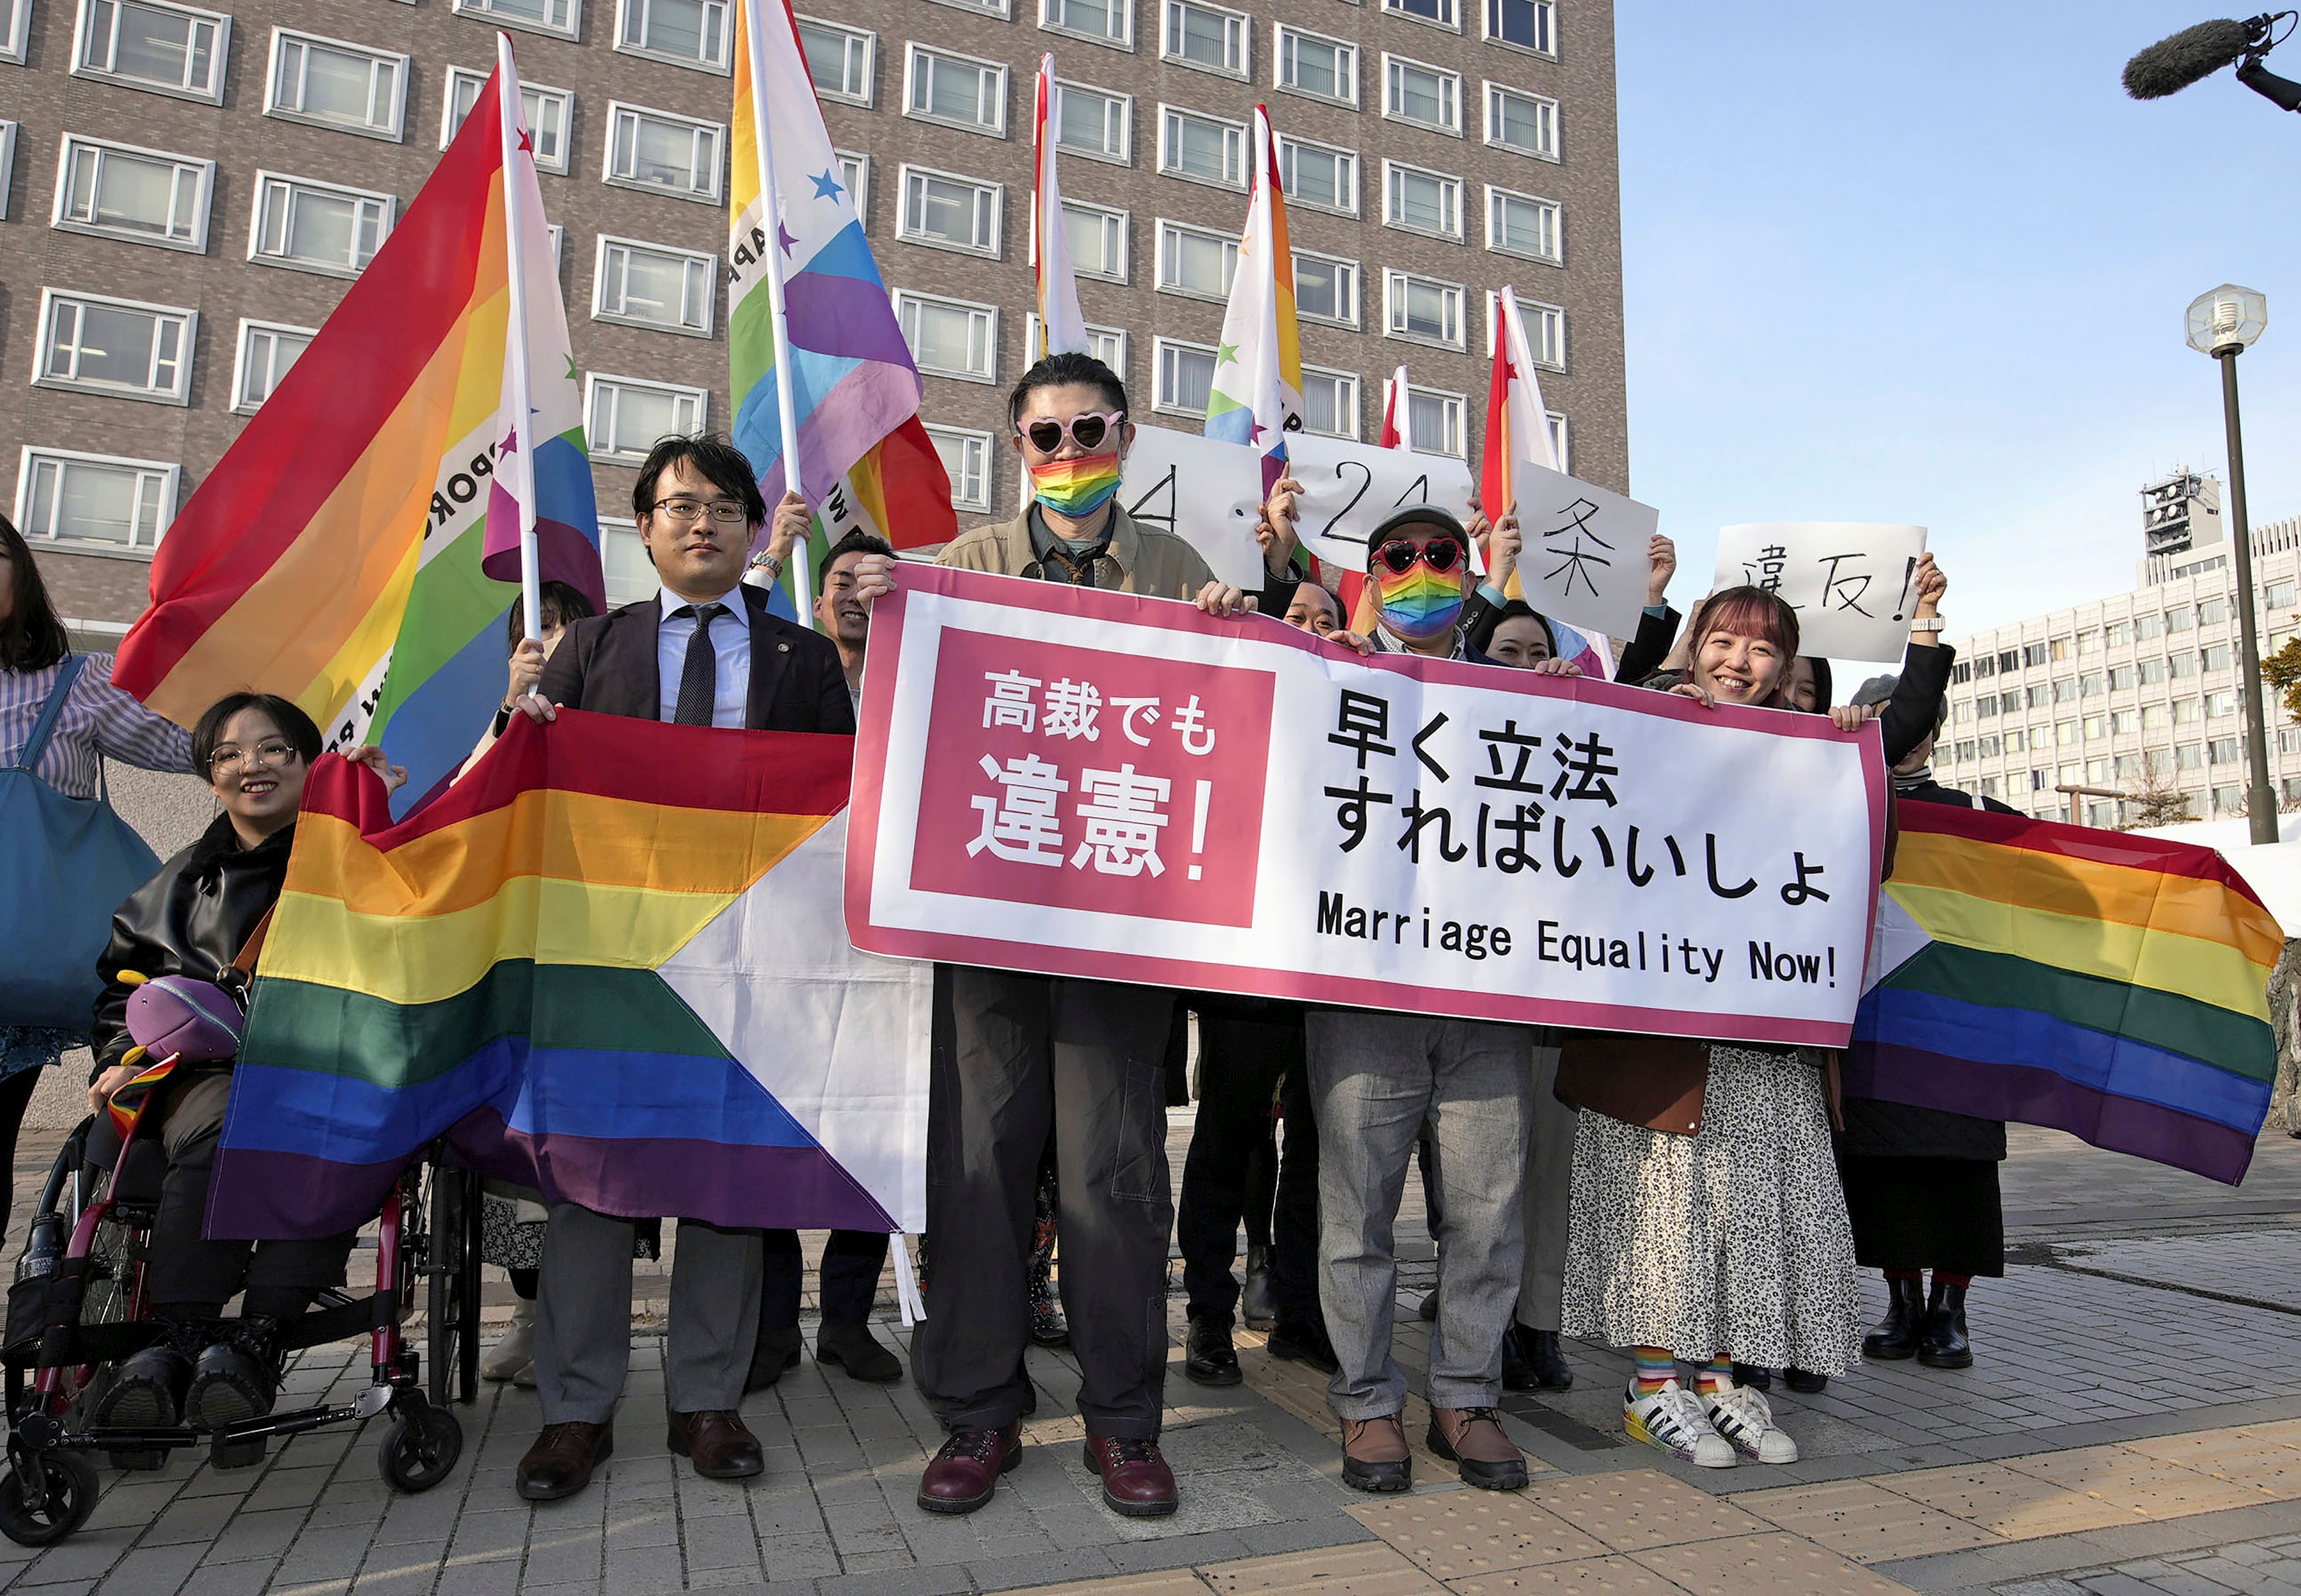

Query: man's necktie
(672, 602), (727, 727)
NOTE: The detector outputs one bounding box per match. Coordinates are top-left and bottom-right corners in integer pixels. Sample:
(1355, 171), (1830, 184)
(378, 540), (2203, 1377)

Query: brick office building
(0, 0), (1626, 636)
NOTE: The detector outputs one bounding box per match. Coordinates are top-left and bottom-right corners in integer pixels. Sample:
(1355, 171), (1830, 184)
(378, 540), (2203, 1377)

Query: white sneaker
(480, 1299), (535, 1383)
(1702, 1380), (1800, 1464)
(1624, 1381), (1735, 1468)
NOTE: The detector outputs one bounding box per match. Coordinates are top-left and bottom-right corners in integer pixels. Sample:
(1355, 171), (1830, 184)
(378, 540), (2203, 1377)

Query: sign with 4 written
(848, 566), (1890, 1046)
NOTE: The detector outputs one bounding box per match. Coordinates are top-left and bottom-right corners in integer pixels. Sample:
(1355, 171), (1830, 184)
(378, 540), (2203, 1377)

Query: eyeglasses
(1372, 537), (1466, 577)
(649, 498), (750, 525)
(1019, 411), (1125, 454)
(208, 739), (301, 777)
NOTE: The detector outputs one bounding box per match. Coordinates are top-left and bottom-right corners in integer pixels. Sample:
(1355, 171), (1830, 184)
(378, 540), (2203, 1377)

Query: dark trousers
(1177, 1007), (1322, 1328)
(913, 966), (1174, 1439)
(0, 1067), (42, 1250)
(762, 1229), (890, 1327)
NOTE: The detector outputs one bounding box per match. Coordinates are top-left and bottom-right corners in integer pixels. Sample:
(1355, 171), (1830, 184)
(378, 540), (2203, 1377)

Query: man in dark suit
(509, 433), (851, 1502)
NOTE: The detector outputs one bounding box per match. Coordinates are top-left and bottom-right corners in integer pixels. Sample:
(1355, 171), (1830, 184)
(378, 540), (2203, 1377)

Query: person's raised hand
(1829, 705), (1870, 733)
(1530, 657), (1583, 677)
(1669, 680), (1717, 710)
(1646, 534), (1677, 606)
(88, 1062), (140, 1116)
(345, 745), (409, 795)
(1194, 581), (1256, 618)
(766, 491), (811, 563)
(850, 552), (899, 605)
(1913, 552), (1945, 615)
(1258, 476), (1303, 571)
(1489, 509), (1523, 592)
(505, 636), (546, 705)
(1328, 630), (1377, 657)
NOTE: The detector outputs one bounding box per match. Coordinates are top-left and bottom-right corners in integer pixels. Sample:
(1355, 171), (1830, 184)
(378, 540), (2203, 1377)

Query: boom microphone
(2123, 17), (2263, 98)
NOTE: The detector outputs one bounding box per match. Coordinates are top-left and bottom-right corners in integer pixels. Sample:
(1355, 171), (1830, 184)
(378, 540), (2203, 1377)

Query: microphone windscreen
(2124, 17), (2256, 98)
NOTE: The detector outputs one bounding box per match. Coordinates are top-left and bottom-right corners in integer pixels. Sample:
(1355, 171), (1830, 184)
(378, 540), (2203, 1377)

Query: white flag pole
(741, 0), (813, 619)
(496, 33), (542, 641)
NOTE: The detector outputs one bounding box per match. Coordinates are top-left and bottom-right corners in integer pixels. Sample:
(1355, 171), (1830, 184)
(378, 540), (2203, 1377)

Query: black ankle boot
(93, 1318), (205, 1429)
(1863, 1276), (1924, 1360)
(1503, 1325), (1573, 1392)
(1917, 1283), (1972, 1369)
(185, 1317), (282, 1430)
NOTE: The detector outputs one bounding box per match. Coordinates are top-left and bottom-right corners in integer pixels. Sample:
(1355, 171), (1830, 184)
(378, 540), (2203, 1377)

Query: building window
(1388, 271), (1465, 347)
(2199, 596), (2229, 625)
(593, 236), (716, 337)
(16, 448), (179, 551)
(1486, 186), (1561, 262)
(231, 318), (314, 414)
(55, 136), (212, 250)
(1153, 338), (1217, 417)
(266, 28), (410, 141)
(2108, 663), (2136, 690)
(73, 0), (230, 103)
(1041, 0), (1132, 50)
(1163, 0), (1247, 75)
(0, 123), (17, 221)
(1063, 201), (1128, 281)
(895, 291), (999, 382)
(2166, 607), (2194, 632)
(2104, 619), (2132, 646)
(249, 172), (393, 277)
(1278, 136), (1357, 216)
(0, 0), (26, 61)
(2169, 652), (2199, 679)
(1294, 249), (1359, 327)
(36, 289), (195, 405)
(1546, 412), (1568, 472)
(797, 18), (873, 105)
(585, 375), (707, 464)
(1492, 295), (1568, 369)
(1484, 82), (1557, 158)
(444, 68), (572, 173)
(2021, 642), (2048, 667)
(836, 152), (870, 218)
(604, 104), (725, 203)
(1301, 367), (1360, 439)
(2139, 657), (2167, 683)
(592, 519), (653, 607)
(1405, 387), (1465, 456)
(1384, 54), (1460, 132)
(1384, 161), (1462, 239)
(2268, 579), (2297, 608)
(2207, 689), (2238, 717)
(1484, 0), (1554, 53)
(616, 0), (730, 72)
(1275, 24), (1354, 102)
(898, 167), (1003, 257)
(2135, 612), (2163, 638)
(925, 425), (994, 513)
(1025, 315), (1127, 377)
(905, 44), (1008, 136)
(1159, 105), (1247, 186)
(1382, 0), (1457, 30)
(453, 0), (581, 38)
(1155, 219), (1237, 300)
(1053, 81), (1130, 162)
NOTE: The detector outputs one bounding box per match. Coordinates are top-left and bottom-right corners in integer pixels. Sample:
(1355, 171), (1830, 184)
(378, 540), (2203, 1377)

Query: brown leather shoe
(666, 1409), (764, 1479)
(917, 1423), (1020, 1515)
(1083, 1434), (1178, 1518)
(516, 1421), (613, 1502)
(1341, 1413), (1411, 1492)
(1428, 1405), (1528, 1490)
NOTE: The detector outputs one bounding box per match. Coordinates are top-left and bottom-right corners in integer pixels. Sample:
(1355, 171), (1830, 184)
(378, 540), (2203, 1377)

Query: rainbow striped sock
(1632, 1348), (1676, 1396)
(1695, 1356), (1734, 1395)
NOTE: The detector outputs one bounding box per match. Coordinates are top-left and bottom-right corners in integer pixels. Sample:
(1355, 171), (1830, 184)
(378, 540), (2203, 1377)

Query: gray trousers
(1305, 1010), (1532, 1420)
(1517, 1040), (1577, 1334)
(533, 1204), (762, 1425)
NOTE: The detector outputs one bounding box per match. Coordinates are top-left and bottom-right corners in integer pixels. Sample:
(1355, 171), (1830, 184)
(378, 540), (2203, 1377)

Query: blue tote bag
(0, 657), (164, 1032)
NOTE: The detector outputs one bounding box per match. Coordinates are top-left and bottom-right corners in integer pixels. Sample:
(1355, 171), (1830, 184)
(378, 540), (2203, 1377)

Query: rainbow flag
(114, 52), (601, 815)
(208, 712), (930, 1242)
(1848, 803), (2283, 1185)
(1204, 105), (1303, 488)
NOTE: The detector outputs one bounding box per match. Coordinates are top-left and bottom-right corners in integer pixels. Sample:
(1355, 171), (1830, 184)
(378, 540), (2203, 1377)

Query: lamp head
(2188, 284), (2269, 355)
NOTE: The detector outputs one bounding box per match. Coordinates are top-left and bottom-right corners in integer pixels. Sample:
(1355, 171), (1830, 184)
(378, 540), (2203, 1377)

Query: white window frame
(796, 17), (875, 107)
(1277, 134), (1358, 217)
(835, 150), (871, 217)
(1273, 22), (1356, 104)
(1051, 78), (1133, 164)
(1301, 364), (1361, 440)
(1403, 385), (1466, 457)
(1155, 218), (1238, 302)
(595, 516), (657, 607)
(14, 446), (181, 553)
(52, 134), (215, 253)
(896, 164), (1006, 259)
(1382, 159), (1463, 240)
(602, 101), (726, 205)
(1060, 198), (1129, 283)
(72, 0), (231, 104)
(1484, 184), (1561, 263)
(1382, 0), (1459, 33)
(1482, 0), (1556, 57)
(451, 0), (583, 40)
(231, 318), (317, 415)
(1161, 0), (1248, 77)
(614, 0), (733, 75)
(1026, 314), (1128, 377)
(1483, 81), (1559, 161)
(584, 373), (710, 465)
(248, 170), (395, 278)
(1385, 269), (1466, 350)
(0, 123), (15, 220)
(264, 27), (410, 143)
(1382, 52), (1462, 134)
(1292, 247), (1360, 328)
(546, 223), (564, 269)
(0, 0), (28, 62)
(1157, 104), (1248, 189)
(1152, 336), (1219, 419)
(33, 288), (197, 406)
(591, 234), (718, 338)
(442, 66), (573, 174)
(925, 423), (995, 513)
(903, 42), (1009, 138)
(1546, 411), (1569, 473)
(1486, 289), (1566, 370)
(1040, 0), (1134, 51)
(894, 290), (1000, 384)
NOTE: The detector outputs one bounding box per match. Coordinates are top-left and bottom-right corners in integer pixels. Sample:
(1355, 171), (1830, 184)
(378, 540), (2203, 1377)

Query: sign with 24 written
(849, 566), (1891, 1045)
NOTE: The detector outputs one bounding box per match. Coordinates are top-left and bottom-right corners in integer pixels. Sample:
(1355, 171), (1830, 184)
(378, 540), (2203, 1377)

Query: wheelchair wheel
(0, 1450), (99, 1546)
(376, 1406), (462, 1494)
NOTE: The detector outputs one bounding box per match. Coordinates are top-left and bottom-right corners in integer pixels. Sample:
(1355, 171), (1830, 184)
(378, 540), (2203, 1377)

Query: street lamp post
(2186, 285), (2279, 845)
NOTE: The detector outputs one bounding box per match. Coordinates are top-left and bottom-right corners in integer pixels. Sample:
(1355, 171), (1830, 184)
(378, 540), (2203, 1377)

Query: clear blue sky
(1616, 3), (2301, 639)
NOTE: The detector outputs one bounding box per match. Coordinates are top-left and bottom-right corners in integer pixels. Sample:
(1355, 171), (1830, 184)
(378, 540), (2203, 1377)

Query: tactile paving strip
(1869, 1461), (2139, 1537)
(1447, 1555), (1689, 1594)
(1347, 1490), (1611, 1578)
(1199, 1542), (1448, 1594)
(1628, 1530), (1923, 1595)
(1733, 1478), (2004, 1563)
(1520, 1469), (1772, 1553)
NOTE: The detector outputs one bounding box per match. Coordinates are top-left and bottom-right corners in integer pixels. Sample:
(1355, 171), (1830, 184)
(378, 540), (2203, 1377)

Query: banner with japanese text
(847, 567), (1891, 1046)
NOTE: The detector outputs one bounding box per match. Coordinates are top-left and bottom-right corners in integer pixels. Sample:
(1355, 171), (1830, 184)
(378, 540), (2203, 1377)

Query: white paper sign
(1713, 523), (1930, 663)
(1285, 434), (1480, 573)
(1117, 424), (1266, 592)
(1507, 463), (1659, 642)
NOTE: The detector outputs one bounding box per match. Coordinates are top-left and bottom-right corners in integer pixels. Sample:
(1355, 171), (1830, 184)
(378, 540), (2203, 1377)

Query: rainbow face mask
(1029, 451), (1125, 518)
(1374, 562), (1467, 641)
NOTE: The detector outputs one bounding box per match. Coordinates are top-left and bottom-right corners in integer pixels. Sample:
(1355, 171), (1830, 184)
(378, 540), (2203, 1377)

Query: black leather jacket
(90, 814), (295, 1079)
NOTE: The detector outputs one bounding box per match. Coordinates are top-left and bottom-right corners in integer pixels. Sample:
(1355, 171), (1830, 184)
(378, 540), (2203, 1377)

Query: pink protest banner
(848, 565), (1890, 1046)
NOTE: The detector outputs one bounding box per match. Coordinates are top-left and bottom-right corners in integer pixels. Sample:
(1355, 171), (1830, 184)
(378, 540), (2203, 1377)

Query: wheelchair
(0, 1104), (487, 1547)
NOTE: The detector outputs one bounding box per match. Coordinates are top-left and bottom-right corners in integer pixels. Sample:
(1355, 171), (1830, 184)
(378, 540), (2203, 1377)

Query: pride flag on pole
(1204, 106), (1302, 486)
(115, 45), (601, 815)
(1031, 53), (1089, 361)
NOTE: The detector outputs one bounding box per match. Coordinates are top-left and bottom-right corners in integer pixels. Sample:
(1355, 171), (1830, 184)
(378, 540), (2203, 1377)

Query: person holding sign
(1476, 517), (1683, 685)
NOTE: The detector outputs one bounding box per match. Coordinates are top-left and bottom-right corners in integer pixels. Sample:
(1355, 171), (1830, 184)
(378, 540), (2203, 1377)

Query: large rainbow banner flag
(208, 712), (929, 1243)
(1848, 804), (2283, 1185)
(115, 50), (602, 815)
